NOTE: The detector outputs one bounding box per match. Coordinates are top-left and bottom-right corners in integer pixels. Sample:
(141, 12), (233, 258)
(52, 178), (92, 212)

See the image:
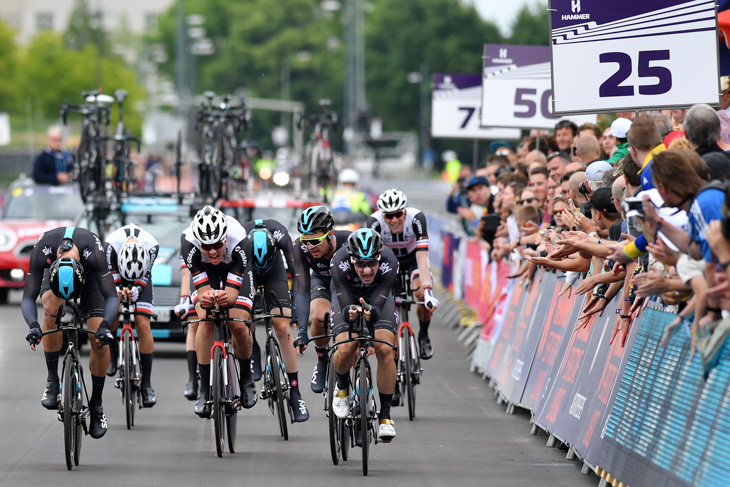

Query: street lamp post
(408, 62), (430, 168)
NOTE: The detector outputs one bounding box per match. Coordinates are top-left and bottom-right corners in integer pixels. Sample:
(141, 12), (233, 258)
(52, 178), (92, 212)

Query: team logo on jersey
(379, 261), (392, 275)
(94, 235), (103, 252)
(413, 218), (423, 235)
(42, 246), (52, 256)
(83, 249), (92, 260)
(234, 245), (247, 266)
(273, 230), (284, 242)
(338, 259), (351, 273)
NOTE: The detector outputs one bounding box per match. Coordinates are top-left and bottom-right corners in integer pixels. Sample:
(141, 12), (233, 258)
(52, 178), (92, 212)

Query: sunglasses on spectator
(546, 151), (563, 162)
(519, 198), (536, 204)
(555, 120), (574, 130)
(351, 257), (380, 270)
(383, 211), (404, 220)
(495, 149), (511, 156)
(301, 234), (329, 246)
(201, 241), (225, 252)
(552, 208), (566, 215)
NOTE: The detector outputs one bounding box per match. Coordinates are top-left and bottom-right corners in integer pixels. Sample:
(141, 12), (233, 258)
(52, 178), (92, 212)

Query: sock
(90, 374), (105, 407)
(315, 345), (328, 362)
(45, 350), (60, 382)
(186, 350), (197, 381)
(378, 392), (393, 420)
(252, 334), (260, 361)
(140, 353), (153, 388)
(418, 320), (431, 340)
(288, 372), (300, 397)
(199, 363), (210, 397)
(336, 372), (350, 390)
(238, 356), (252, 383)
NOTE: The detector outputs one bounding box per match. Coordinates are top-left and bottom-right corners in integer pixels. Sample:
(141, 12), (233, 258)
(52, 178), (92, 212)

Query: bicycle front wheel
(225, 353), (238, 453)
(123, 331), (135, 429)
(212, 347), (225, 457)
(327, 351), (340, 465)
(359, 362), (369, 476)
(62, 353), (78, 470)
(268, 339), (288, 440)
(405, 333), (416, 421)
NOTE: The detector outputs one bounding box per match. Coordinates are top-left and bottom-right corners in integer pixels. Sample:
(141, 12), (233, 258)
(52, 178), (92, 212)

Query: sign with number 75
(549, 0), (720, 115)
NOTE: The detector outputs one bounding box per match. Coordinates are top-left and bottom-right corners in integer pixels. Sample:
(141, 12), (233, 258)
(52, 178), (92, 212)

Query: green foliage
(64, 0), (110, 53)
(0, 21), (21, 113)
(507, 3), (549, 46)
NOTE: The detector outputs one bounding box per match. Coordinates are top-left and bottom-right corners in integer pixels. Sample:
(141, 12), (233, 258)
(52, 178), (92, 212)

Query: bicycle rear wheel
(123, 331), (135, 429)
(225, 354), (238, 453)
(359, 362), (369, 476)
(268, 339), (288, 440)
(212, 347), (225, 457)
(405, 333), (416, 421)
(327, 352), (340, 465)
(62, 353), (78, 470)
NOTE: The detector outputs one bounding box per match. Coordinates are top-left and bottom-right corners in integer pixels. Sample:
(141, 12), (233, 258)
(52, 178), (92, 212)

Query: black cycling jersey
(180, 216), (255, 312)
(330, 245), (398, 325)
(242, 219), (297, 285)
(21, 226), (119, 326)
(291, 229), (350, 328)
(367, 207), (429, 268)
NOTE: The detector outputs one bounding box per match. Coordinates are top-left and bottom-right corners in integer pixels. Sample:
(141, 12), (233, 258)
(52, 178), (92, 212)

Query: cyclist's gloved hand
(174, 296), (191, 317)
(293, 328), (309, 351)
(26, 321), (43, 349)
(344, 304), (360, 322)
(424, 288), (440, 311)
(131, 286), (140, 303)
(95, 321), (114, 347)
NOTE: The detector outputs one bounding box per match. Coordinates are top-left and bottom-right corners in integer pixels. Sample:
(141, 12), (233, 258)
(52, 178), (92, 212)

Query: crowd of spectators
(446, 99), (730, 368)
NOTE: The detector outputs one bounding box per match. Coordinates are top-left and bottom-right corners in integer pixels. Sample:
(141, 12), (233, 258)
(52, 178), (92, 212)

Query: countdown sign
(549, 0), (720, 115)
(431, 74), (521, 140)
(480, 44), (597, 129)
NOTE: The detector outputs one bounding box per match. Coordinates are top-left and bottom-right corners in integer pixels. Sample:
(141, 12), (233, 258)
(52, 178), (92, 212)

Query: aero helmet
(117, 242), (150, 281)
(248, 227), (278, 270)
(49, 257), (85, 300)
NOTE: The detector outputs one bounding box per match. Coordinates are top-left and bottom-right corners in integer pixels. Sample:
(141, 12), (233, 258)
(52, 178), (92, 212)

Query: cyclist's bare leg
(374, 329), (396, 394)
(86, 316), (109, 378)
(229, 308), (253, 359)
(310, 298), (331, 347)
(135, 315), (153, 354)
(273, 312), (297, 373)
(41, 291), (64, 353)
(333, 334), (358, 376)
(196, 321), (214, 366)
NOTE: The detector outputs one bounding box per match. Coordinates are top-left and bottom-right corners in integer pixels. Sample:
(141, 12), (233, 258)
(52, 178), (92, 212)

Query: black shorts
(40, 269), (105, 319)
(310, 273), (332, 301)
(252, 257), (292, 312)
(331, 296), (398, 337)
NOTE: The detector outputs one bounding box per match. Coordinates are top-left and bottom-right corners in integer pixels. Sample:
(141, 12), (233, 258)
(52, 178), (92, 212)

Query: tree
(507, 4), (549, 46)
(0, 20), (21, 113)
(64, 0), (109, 53)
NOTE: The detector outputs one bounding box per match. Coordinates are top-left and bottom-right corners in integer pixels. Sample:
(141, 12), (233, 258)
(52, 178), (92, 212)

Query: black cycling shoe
(310, 361), (327, 393)
(290, 395), (310, 423)
(107, 346), (118, 377)
(89, 404), (108, 439)
(195, 394), (211, 418)
(392, 381), (401, 407)
(184, 379), (198, 401)
(41, 380), (60, 410)
(419, 336), (434, 360)
(240, 381), (257, 409)
(251, 341), (262, 382)
(141, 387), (156, 408)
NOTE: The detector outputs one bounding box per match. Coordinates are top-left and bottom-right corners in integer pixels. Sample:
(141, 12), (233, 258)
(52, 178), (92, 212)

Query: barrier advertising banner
(484, 280), (528, 380)
(480, 44), (597, 129)
(431, 74), (521, 139)
(549, 0), (720, 114)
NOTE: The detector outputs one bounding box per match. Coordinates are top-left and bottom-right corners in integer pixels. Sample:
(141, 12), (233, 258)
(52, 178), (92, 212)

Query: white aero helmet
(192, 206), (228, 245)
(377, 188), (407, 213)
(118, 242), (150, 281)
(339, 168), (360, 185)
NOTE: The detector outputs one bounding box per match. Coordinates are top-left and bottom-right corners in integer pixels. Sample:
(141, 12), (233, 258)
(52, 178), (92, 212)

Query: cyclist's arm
(277, 226), (299, 298)
(291, 240), (312, 329)
(222, 238), (254, 310)
(366, 216), (380, 232)
(91, 236), (122, 324)
(331, 255), (356, 312)
(413, 211), (433, 290)
(368, 249), (398, 323)
(21, 244), (47, 325)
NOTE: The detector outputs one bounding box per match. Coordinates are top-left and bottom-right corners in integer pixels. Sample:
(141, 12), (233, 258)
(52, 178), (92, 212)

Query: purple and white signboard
(549, 0), (720, 115)
(431, 74), (521, 139)
(480, 44), (597, 129)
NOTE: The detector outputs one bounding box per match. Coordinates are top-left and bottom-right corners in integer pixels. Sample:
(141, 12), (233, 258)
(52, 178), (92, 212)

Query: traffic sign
(549, 0), (720, 115)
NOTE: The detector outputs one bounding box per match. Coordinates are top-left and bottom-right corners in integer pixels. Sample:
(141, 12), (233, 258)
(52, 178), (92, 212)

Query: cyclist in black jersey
(243, 218), (309, 422)
(104, 223), (159, 407)
(290, 206), (351, 393)
(180, 206), (257, 417)
(330, 228), (399, 442)
(368, 189), (440, 359)
(22, 226), (119, 439)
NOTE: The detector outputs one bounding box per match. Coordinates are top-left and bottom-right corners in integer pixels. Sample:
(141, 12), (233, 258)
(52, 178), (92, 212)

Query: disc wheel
(225, 354), (238, 453)
(359, 363), (369, 476)
(268, 339), (288, 440)
(327, 352), (341, 465)
(63, 354), (78, 470)
(212, 347), (225, 457)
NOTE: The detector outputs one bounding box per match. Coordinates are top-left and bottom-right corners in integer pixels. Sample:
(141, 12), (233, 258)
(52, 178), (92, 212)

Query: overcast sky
(470, 0), (545, 36)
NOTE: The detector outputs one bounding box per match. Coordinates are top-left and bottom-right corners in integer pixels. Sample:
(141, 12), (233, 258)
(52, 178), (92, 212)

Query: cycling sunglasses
(383, 211), (404, 220)
(351, 257), (380, 270)
(519, 198), (536, 204)
(553, 208), (566, 215)
(301, 234), (328, 246)
(201, 241), (225, 252)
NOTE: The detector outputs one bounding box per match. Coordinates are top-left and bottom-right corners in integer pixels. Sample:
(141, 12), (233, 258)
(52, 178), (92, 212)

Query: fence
(0, 148), (36, 186)
(432, 216), (730, 487)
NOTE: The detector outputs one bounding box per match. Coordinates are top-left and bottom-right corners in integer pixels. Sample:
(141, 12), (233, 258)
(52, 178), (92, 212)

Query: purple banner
(433, 73), (481, 92)
(483, 44), (549, 69)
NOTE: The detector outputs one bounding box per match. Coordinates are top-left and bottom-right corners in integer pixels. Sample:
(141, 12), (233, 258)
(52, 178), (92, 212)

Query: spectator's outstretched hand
(646, 240), (679, 267)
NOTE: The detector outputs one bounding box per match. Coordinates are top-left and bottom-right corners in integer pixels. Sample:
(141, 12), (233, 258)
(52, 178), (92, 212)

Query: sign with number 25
(549, 0), (720, 115)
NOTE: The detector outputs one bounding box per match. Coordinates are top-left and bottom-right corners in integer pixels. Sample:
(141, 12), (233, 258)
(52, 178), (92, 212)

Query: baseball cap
(465, 176), (489, 189)
(611, 118), (632, 138)
(663, 129), (685, 148)
(585, 160), (612, 182)
(588, 187), (617, 215)
(489, 140), (515, 154)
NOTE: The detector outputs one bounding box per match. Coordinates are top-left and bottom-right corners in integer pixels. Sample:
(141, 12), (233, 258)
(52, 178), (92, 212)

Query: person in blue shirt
(33, 126), (74, 186)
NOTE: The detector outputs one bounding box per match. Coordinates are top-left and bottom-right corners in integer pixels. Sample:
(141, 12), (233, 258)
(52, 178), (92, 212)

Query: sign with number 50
(480, 44), (597, 129)
(549, 0), (720, 115)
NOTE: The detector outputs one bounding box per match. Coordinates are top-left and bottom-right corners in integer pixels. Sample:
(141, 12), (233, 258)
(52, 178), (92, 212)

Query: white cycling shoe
(332, 385), (350, 419)
(378, 419), (396, 443)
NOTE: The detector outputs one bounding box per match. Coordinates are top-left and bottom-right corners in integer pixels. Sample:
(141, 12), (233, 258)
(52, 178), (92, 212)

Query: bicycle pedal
(230, 397), (242, 412)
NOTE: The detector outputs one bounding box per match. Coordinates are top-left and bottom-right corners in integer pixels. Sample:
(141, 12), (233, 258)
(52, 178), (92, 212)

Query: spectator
(565, 161), (587, 174)
(33, 126), (74, 186)
(579, 122), (607, 159)
(569, 171), (589, 207)
(585, 161), (612, 195)
(649, 112), (674, 140)
(490, 140), (518, 167)
(456, 175), (493, 236)
(683, 104), (730, 165)
(546, 151), (569, 183)
(588, 188), (623, 241)
(602, 126), (618, 159)
(607, 118), (632, 165)
(554, 120), (578, 153)
(574, 135), (601, 164)
(626, 114), (664, 190)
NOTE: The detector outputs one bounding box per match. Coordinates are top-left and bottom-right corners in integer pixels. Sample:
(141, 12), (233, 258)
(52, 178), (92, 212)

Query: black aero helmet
(297, 206), (334, 235)
(49, 257), (85, 300)
(248, 224), (278, 271)
(346, 228), (383, 260)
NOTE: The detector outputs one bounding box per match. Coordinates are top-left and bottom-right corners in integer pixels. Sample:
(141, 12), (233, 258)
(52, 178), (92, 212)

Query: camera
(524, 243), (539, 251)
(621, 196), (644, 216)
(722, 212), (730, 240)
(479, 214), (501, 245)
